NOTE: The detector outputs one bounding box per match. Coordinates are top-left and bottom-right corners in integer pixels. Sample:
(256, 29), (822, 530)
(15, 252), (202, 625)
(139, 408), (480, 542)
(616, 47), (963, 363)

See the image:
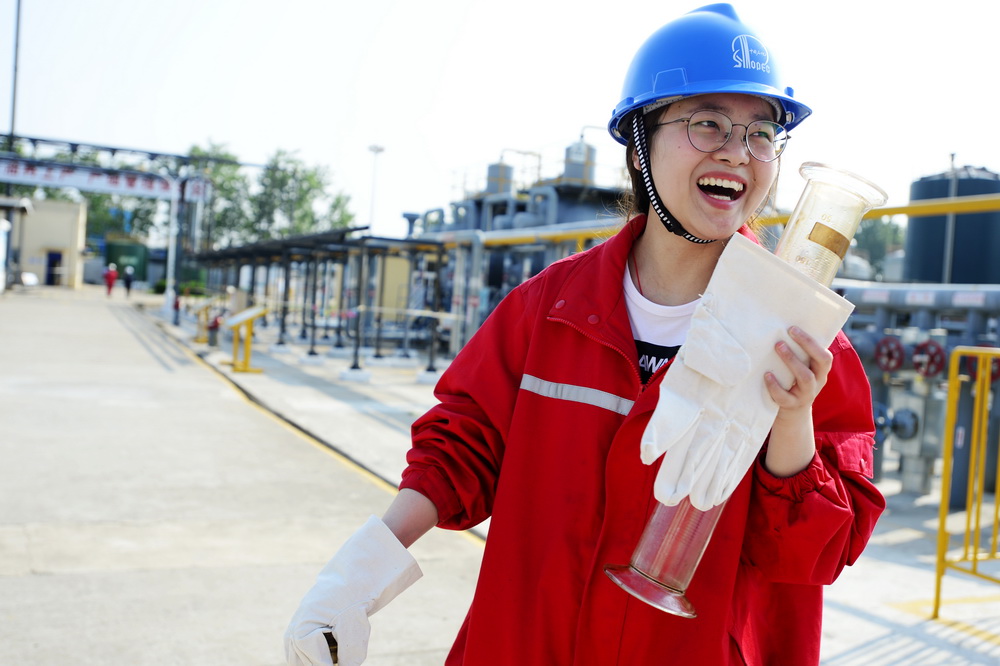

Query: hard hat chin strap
(632, 113), (715, 245)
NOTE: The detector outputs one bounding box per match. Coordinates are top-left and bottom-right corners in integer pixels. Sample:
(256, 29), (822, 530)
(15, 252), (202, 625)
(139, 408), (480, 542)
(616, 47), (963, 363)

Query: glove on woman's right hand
(284, 515), (422, 666)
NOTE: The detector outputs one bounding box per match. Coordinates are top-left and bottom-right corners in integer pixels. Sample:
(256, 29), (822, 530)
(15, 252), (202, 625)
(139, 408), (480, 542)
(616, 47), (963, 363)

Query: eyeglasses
(655, 110), (788, 163)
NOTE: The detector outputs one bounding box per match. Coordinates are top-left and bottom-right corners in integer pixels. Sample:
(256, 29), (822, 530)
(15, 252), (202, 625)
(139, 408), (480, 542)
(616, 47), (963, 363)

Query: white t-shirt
(622, 267), (699, 383)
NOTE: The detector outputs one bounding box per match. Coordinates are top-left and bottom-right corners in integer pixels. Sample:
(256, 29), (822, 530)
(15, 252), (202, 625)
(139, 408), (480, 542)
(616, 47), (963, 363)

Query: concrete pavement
(0, 285), (480, 666)
(2, 283), (1000, 665)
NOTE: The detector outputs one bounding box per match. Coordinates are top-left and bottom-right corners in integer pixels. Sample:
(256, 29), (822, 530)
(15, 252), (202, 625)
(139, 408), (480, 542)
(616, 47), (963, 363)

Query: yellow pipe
(758, 192), (1000, 227)
(436, 193), (1000, 250)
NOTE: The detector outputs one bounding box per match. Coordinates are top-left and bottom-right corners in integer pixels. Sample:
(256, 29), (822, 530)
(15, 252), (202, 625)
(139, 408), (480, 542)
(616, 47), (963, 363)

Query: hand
(641, 234), (854, 510)
(763, 326), (834, 477)
(766, 326), (834, 417)
(284, 516), (422, 666)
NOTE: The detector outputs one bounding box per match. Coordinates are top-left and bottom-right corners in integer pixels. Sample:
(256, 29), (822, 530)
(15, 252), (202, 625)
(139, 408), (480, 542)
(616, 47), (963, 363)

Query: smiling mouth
(697, 177), (745, 201)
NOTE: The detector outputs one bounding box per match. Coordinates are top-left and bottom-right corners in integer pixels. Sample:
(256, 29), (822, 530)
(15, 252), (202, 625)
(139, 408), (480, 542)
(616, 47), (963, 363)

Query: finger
(765, 371), (795, 405)
(687, 422), (728, 498)
(773, 341), (812, 392)
(699, 424), (745, 506)
(788, 326), (834, 372)
(787, 325), (821, 353)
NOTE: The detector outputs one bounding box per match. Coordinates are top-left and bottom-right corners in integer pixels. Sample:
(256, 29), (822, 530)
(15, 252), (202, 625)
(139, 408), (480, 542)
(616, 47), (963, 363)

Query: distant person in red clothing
(284, 5), (885, 666)
(102, 263), (118, 297)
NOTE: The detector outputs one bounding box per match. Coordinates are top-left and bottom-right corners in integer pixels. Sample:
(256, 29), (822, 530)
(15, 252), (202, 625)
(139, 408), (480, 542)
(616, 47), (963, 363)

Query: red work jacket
(400, 216), (885, 665)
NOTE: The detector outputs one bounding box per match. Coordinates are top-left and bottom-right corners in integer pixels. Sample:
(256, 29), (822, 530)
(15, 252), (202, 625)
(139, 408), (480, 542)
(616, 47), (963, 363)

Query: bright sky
(1, 0), (997, 238)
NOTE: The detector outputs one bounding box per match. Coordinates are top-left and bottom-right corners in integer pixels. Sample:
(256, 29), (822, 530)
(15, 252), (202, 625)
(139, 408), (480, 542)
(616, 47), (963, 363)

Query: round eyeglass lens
(686, 110), (787, 162)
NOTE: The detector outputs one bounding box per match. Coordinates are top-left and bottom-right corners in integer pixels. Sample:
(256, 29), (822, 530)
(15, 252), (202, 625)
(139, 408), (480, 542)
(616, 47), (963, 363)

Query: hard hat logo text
(731, 35), (771, 74)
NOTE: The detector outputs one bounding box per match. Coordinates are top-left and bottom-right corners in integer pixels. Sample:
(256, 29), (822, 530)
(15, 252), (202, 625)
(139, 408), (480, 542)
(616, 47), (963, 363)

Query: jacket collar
(545, 216), (760, 354)
(545, 216), (647, 356)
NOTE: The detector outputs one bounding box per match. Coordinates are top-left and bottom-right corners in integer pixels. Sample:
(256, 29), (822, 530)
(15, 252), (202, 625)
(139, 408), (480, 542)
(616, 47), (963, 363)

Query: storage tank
(904, 166), (1000, 283)
(563, 140), (596, 185)
(486, 162), (514, 194)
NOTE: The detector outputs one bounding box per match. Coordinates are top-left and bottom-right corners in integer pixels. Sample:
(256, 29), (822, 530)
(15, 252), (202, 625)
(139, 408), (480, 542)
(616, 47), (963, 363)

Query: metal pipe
(336, 255), (348, 348)
(299, 259), (310, 340)
(399, 252), (414, 358)
(425, 247), (444, 373)
(943, 154), (958, 283)
(350, 247), (367, 371)
(321, 258), (331, 341)
(373, 251), (387, 358)
(278, 250), (291, 345)
(308, 253), (320, 356)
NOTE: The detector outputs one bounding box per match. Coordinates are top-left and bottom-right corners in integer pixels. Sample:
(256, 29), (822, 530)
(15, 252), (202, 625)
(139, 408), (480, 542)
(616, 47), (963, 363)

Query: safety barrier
(193, 303), (213, 343)
(933, 346), (1000, 618)
(222, 305), (268, 373)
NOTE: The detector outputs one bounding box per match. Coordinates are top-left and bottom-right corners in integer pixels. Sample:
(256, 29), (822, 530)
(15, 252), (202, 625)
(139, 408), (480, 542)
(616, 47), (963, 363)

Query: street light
(7, 0), (20, 153)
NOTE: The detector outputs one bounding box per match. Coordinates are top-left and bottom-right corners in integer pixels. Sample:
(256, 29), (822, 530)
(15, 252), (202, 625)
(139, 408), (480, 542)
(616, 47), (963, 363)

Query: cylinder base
(604, 564), (697, 618)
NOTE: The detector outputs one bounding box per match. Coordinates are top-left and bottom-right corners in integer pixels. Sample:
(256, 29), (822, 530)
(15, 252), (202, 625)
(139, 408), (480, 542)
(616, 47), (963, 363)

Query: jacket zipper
(550, 316), (644, 390)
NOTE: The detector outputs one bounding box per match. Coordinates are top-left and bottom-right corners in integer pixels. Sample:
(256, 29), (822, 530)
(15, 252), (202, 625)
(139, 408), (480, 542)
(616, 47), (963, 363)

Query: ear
(631, 147), (641, 172)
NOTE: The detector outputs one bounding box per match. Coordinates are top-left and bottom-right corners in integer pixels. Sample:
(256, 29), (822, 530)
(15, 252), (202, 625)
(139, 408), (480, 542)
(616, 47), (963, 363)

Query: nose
(714, 124), (751, 165)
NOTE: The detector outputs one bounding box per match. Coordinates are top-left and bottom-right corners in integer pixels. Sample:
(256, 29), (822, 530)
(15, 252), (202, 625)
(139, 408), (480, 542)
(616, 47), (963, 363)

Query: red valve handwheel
(874, 336), (905, 372)
(913, 340), (946, 377)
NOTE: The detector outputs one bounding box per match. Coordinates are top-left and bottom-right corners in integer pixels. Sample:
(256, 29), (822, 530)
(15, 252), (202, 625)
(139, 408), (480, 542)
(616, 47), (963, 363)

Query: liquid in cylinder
(774, 162), (888, 288)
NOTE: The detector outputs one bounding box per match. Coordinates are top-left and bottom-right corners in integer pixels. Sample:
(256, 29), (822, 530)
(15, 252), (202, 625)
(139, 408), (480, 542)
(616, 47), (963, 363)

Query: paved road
(0, 285), (480, 665)
(3, 284), (1000, 665)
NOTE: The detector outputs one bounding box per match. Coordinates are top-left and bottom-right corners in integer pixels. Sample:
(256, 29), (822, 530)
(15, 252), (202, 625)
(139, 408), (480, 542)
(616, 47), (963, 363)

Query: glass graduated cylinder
(608, 161), (888, 619)
(774, 162), (888, 288)
(631, 497), (725, 591)
(604, 497), (726, 617)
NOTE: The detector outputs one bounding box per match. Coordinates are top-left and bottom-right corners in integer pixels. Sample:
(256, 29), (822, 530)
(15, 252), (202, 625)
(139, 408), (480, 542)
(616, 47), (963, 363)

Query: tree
(247, 150), (354, 241)
(187, 143), (250, 250)
(854, 216), (904, 277)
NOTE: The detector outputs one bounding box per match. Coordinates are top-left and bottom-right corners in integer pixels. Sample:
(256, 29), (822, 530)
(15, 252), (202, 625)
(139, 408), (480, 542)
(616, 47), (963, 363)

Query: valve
(912, 339), (946, 378)
(874, 335), (905, 372)
(890, 408), (920, 440)
(873, 402), (919, 441)
(872, 402), (891, 436)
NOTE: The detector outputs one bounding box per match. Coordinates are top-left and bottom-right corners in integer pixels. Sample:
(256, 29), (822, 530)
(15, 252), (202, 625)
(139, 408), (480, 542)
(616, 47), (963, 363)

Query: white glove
(284, 515), (423, 666)
(640, 233), (854, 510)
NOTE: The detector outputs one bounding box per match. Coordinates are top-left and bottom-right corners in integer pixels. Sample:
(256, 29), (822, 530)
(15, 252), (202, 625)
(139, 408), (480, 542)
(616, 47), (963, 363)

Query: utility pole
(368, 145), (384, 231)
(3, 0), (22, 287)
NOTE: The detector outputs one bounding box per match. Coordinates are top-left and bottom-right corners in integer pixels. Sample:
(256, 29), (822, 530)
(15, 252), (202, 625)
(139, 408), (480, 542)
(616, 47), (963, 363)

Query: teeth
(697, 177), (744, 192)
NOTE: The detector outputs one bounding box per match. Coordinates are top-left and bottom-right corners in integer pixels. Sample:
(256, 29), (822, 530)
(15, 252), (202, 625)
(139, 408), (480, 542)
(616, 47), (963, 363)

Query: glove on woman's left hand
(640, 234), (854, 510)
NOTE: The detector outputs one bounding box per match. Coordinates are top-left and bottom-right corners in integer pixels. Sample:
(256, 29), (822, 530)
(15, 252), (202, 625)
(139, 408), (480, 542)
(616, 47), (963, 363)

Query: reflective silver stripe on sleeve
(519, 374), (634, 416)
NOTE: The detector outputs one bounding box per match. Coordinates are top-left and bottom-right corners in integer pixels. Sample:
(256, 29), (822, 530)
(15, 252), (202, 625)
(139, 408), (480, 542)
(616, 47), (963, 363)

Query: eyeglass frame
(653, 110), (789, 163)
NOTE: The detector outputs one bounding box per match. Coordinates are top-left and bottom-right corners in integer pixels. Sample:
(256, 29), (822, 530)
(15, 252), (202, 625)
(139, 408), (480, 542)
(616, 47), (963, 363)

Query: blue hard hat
(609, 3), (811, 144)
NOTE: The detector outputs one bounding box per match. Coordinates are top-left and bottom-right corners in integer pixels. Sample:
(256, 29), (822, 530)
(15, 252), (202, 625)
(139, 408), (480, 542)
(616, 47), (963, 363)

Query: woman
(103, 263), (118, 297)
(285, 5), (885, 665)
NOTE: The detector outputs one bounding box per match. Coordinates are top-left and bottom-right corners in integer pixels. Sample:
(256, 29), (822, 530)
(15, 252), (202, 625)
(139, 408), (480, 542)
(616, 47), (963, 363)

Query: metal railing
(933, 345), (1000, 618)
